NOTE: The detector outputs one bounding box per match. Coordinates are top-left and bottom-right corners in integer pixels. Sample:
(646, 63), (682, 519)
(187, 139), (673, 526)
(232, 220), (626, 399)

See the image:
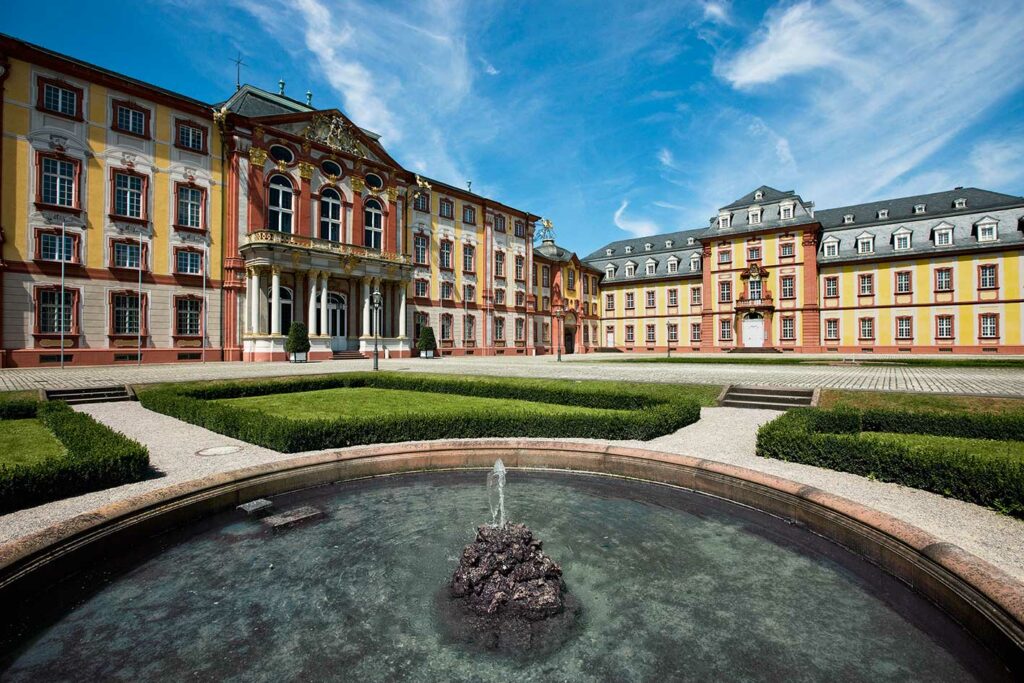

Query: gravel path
(2, 404), (1023, 582)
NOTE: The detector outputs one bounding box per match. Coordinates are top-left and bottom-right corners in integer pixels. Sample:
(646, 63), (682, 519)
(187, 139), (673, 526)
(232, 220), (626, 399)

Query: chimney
(306, 90), (313, 106)
(278, 79), (285, 95)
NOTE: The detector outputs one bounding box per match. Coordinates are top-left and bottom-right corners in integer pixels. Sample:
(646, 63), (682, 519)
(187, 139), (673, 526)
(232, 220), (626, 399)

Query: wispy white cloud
(657, 147), (678, 169)
(613, 200), (662, 237)
(701, 1), (733, 25)
(480, 57), (500, 76)
(969, 133), (1024, 188)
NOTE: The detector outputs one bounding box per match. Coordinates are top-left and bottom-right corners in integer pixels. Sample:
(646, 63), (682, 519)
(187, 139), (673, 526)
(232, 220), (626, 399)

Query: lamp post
(371, 288), (382, 371)
(556, 308), (563, 362)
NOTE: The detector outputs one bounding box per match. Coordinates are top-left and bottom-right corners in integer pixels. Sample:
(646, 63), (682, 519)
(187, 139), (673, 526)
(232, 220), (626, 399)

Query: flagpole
(137, 230), (143, 367)
(202, 246), (208, 363)
(59, 219), (66, 369)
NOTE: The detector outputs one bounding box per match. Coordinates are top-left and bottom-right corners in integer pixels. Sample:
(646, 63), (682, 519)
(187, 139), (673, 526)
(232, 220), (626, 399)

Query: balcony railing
(735, 294), (774, 309)
(244, 230), (411, 265)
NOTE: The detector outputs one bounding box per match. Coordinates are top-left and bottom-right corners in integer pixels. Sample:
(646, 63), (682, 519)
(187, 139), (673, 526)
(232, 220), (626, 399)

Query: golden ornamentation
(253, 125), (264, 139)
(276, 159), (288, 173)
(386, 186), (398, 201)
(300, 113), (368, 158)
(298, 162), (315, 180)
(350, 176), (365, 192)
(249, 147), (268, 167)
(302, 139), (311, 155)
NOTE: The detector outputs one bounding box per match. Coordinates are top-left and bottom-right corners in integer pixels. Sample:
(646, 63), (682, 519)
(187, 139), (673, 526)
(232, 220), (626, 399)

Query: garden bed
(137, 372), (712, 452)
(0, 399), (150, 514)
(756, 406), (1024, 517)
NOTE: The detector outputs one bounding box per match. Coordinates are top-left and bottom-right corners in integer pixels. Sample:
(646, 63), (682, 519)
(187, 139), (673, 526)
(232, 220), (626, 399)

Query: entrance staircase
(331, 350), (365, 360)
(45, 385), (133, 405)
(719, 385), (814, 411)
(727, 347), (783, 354)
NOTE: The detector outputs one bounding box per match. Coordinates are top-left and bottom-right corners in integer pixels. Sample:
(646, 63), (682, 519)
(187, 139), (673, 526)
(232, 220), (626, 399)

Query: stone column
(362, 278), (371, 336)
(320, 273), (329, 337)
(250, 269), (261, 334)
(245, 268), (254, 334)
(307, 270), (318, 335)
(398, 283), (407, 338)
(271, 267), (281, 336)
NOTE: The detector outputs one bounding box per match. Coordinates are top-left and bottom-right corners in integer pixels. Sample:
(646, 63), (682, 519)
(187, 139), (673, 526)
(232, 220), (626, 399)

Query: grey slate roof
(219, 84), (314, 117)
(719, 185), (796, 210)
(533, 239), (576, 264)
(583, 228), (705, 283)
(816, 187), (1024, 231)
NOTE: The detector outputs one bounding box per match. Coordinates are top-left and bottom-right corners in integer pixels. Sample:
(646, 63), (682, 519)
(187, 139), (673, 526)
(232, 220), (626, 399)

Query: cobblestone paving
(2, 354), (1024, 395)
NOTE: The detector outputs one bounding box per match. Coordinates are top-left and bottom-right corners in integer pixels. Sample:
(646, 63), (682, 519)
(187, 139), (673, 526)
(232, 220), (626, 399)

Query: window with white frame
(463, 244), (475, 271)
(823, 240), (838, 257)
(496, 252), (506, 277)
(718, 250), (731, 264)
(895, 271), (912, 294)
(625, 263), (635, 277)
(894, 231), (911, 251)
(463, 205), (476, 224)
(39, 289), (73, 333)
(605, 265), (614, 279)
(954, 198), (967, 209)
(319, 188), (341, 241)
(749, 279), (762, 301)
(644, 243), (653, 251)
(824, 277), (838, 298)
(567, 270), (576, 289)
(363, 198), (383, 249)
(268, 175), (294, 232)
(177, 123), (205, 151)
(979, 264), (997, 289)
(414, 235), (428, 264)
(718, 280), (732, 302)
(605, 293), (615, 310)
(624, 245), (632, 253)
(515, 291), (525, 307)
(667, 289), (678, 307)
(494, 287), (505, 304)
(646, 261), (656, 276)
(690, 322), (701, 342)
(43, 83), (78, 117)
(913, 203), (926, 214)
(667, 322), (678, 343)
(415, 280), (429, 298)
(116, 105), (146, 136)
(980, 313), (998, 338)
(667, 259), (678, 274)
(977, 221), (998, 242)
(780, 205), (793, 220)
(843, 214), (855, 224)
(441, 281), (454, 300)
(934, 228), (953, 246)
(748, 209), (761, 224)
(542, 295), (549, 310)
(935, 268), (952, 292)
(936, 315), (953, 339)
(114, 241), (141, 269)
(177, 250), (202, 275)
(625, 325), (634, 343)
(666, 240), (674, 248)
(718, 215), (730, 229)
(780, 276), (794, 299)
(877, 209), (889, 219)
(859, 317), (874, 339)
(177, 186), (203, 229)
(896, 317), (913, 339)
(413, 192), (430, 212)
(645, 290), (655, 308)
(719, 318), (732, 341)
(781, 317), (795, 340)
(41, 157), (76, 206)
(40, 233), (74, 262)
(439, 198), (454, 220)
(440, 314), (453, 340)
(113, 293), (141, 335)
(463, 283), (475, 302)
(856, 236), (873, 254)
(690, 254), (700, 272)
(515, 256), (525, 280)
(825, 319), (838, 340)
(439, 241), (453, 269)
(464, 314), (475, 340)
(515, 318), (525, 341)
(858, 273), (874, 295)
(542, 266), (550, 287)
(176, 298), (202, 336)
(690, 286), (701, 305)
(625, 292), (635, 309)
(645, 324), (656, 343)
(780, 242), (794, 257)
(748, 246), (761, 261)
(114, 172), (144, 218)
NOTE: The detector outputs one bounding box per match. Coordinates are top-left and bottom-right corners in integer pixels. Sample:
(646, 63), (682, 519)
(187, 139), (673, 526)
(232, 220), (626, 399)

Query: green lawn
(860, 431), (1024, 461)
(0, 418), (66, 467)
(820, 389), (1024, 415)
(217, 386), (631, 420)
(589, 355), (1024, 369)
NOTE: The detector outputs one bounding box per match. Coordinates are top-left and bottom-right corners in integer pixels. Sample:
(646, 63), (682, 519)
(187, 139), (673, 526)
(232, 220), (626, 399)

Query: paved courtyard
(2, 353), (1024, 395)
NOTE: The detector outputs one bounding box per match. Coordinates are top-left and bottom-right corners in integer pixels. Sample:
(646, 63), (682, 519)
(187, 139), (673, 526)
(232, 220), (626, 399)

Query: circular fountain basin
(0, 441), (1021, 680)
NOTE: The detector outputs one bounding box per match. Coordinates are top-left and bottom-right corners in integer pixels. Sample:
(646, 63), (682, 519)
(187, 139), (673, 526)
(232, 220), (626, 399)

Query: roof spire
(278, 79), (285, 96)
(306, 90), (313, 106)
(231, 52), (245, 91)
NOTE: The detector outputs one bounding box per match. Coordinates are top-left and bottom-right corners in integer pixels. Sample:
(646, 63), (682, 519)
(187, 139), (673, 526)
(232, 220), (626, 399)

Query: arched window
(268, 175), (294, 233)
(364, 198), (383, 250)
(320, 187), (342, 242)
(268, 285), (293, 336)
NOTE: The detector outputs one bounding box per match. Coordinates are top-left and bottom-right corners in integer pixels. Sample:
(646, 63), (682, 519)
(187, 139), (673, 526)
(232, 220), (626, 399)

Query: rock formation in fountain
(440, 460), (579, 655)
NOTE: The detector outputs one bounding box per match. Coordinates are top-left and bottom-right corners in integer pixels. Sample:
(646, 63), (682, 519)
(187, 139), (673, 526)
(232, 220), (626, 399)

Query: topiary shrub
(285, 321), (311, 361)
(417, 326), (437, 357)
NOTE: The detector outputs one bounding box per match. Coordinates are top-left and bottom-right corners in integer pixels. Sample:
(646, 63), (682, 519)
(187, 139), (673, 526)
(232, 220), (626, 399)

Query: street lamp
(556, 308), (563, 362)
(371, 288), (382, 371)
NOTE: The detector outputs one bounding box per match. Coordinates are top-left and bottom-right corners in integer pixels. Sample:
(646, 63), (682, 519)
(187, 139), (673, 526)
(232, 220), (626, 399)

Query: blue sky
(5, 0), (1024, 254)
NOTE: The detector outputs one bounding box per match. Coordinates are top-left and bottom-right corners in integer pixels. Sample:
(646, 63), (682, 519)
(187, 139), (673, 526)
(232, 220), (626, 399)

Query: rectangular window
(690, 287), (701, 305)
(114, 172), (144, 218)
(583, 325), (590, 344)
(718, 250), (732, 265)
(667, 323), (678, 343)
(858, 274), (874, 296)
(414, 235), (428, 264)
(824, 276), (838, 298)
(780, 275), (795, 299)
(979, 264), (998, 289)
(748, 280), (762, 301)
(495, 252), (505, 277)
(645, 290), (656, 308)
(542, 296), (549, 310)
(859, 318), (874, 340)
(177, 186), (203, 229)
(515, 256), (525, 280)
(543, 323), (551, 343)
(667, 260), (678, 274)
(441, 282), (454, 300)
(541, 266), (550, 287)
(895, 271), (912, 294)
(605, 293), (615, 311)
(494, 288), (505, 304)
(896, 317), (913, 339)
(176, 298), (202, 336)
(463, 205), (476, 224)
(719, 319), (732, 341)
(690, 322), (701, 342)
(667, 289), (678, 307)
(40, 233), (74, 262)
(583, 275), (590, 294)
(43, 82), (78, 117)
(781, 206), (793, 220)
(780, 242), (794, 257)
(463, 244), (475, 271)
(439, 241), (453, 270)
(415, 280), (429, 298)
(113, 294), (141, 335)
(895, 233), (911, 251)
(781, 317), (795, 340)
(747, 246), (761, 261)
(936, 315), (953, 339)
(515, 291), (525, 307)
(625, 325), (634, 343)
(935, 229), (952, 246)
(177, 122), (205, 152)
(980, 313), (998, 339)
(115, 104), (146, 136)
(824, 242), (838, 257)
(41, 157), (76, 207)
(441, 314), (453, 341)
(494, 317), (505, 340)
(463, 283), (475, 301)
(439, 198), (454, 219)
(494, 215), (506, 232)
(718, 281), (732, 303)
(413, 193), (430, 212)
(464, 315), (475, 340)
(113, 242), (141, 269)
(625, 292), (635, 309)
(39, 289), (73, 333)
(825, 319), (839, 340)
(646, 262), (656, 276)
(645, 324), (656, 343)
(978, 224), (997, 242)
(857, 238), (873, 254)
(514, 221), (526, 238)
(176, 250), (202, 275)
(935, 268), (952, 292)
(515, 318), (525, 341)
(568, 270), (576, 289)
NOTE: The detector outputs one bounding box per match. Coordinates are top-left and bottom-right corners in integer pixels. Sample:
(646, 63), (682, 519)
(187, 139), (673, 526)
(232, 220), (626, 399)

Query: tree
(417, 326), (437, 355)
(285, 321), (311, 361)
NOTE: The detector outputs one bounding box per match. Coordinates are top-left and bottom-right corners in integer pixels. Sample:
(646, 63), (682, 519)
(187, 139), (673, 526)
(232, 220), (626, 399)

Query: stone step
(725, 392), (811, 405)
(46, 386), (131, 405)
(722, 399), (805, 411)
(261, 505), (323, 531)
(729, 386), (813, 398)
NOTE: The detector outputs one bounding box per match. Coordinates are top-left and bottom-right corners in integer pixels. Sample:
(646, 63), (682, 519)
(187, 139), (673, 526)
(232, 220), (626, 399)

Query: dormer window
(605, 265), (615, 279)
(954, 198), (967, 209)
(625, 263), (636, 277)
(667, 258), (678, 274)
(754, 190), (764, 200)
(934, 226), (953, 246)
(645, 261), (656, 276)
(665, 240), (673, 248)
(625, 245), (633, 254)
(689, 254), (700, 272)
(893, 227), (912, 251)
(976, 218), (998, 242)
(605, 248), (613, 256)
(877, 209), (889, 219)
(780, 205), (793, 220)
(823, 240), (839, 258)
(644, 243), (653, 251)
(843, 214), (855, 225)
(856, 235), (874, 254)
(748, 209), (762, 225)
(913, 203), (926, 215)
(687, 237), (694, 245)
(718, 214), (731, 229)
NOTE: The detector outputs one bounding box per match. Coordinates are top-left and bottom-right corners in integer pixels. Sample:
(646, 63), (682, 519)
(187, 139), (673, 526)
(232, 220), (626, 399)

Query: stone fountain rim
(0, 438), (1021, 671)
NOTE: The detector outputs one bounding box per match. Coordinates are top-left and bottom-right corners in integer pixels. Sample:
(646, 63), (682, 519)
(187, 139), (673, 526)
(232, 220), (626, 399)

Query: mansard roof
(219, 84), (314, 118)
(582, 227), (705, 262)
(816, 187), (1024, 231)
(583, 228), (705, 282)
(719, 185), (796, 210)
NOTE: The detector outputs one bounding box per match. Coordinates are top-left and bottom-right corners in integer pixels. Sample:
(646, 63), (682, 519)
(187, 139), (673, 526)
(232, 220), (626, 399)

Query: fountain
(441, 461), (580, 655)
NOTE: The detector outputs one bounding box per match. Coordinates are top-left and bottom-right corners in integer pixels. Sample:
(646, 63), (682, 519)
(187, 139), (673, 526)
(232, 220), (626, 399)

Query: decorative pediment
(300, 114), (370, 158)
(742, 263), (767, 280)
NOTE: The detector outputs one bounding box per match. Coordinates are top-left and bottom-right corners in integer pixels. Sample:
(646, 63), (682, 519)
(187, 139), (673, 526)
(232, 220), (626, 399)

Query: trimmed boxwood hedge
(757, 407), (1024, 518)
(0, 401), (150, 514)
(137, 372), (704, 453)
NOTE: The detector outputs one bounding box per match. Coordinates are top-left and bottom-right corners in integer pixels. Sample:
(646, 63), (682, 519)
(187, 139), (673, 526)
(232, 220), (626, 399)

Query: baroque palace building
(0, 35), (1021, 367)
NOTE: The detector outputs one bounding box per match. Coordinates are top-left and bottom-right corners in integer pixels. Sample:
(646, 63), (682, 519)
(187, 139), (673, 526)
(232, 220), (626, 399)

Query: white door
(328, 294), (347, 351)
(606, 329), (615, 346)
(742, 318), (764, 348)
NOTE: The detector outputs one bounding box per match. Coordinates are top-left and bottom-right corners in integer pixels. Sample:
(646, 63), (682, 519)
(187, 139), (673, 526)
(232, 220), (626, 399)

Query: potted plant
(417, 326), (437, 358)
(285, 321), (311, 362)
